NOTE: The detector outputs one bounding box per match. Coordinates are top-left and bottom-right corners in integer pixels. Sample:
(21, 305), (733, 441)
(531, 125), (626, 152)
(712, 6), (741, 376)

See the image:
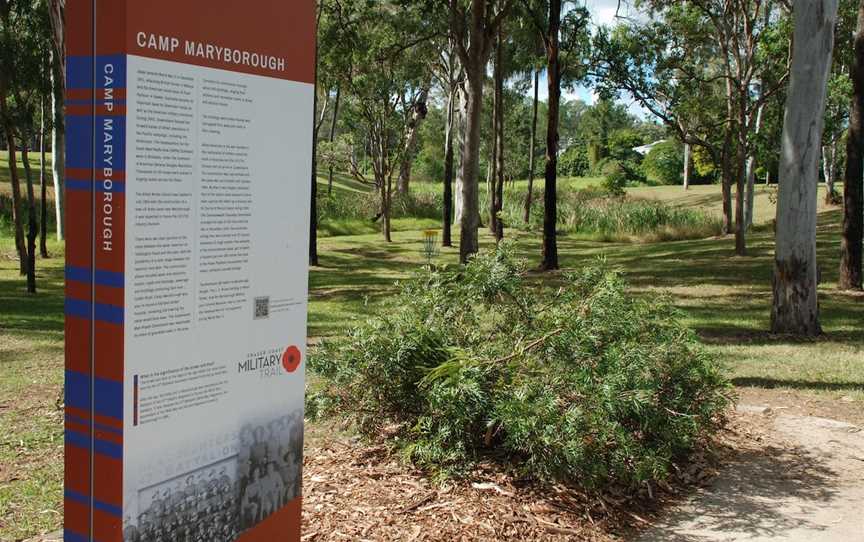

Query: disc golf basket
(421, 229), (440, 267)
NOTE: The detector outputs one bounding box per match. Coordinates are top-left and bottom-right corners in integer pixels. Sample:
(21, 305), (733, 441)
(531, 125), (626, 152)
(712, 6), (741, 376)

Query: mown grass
(0, 235), (64, 540)
(0, 169), (861, 539)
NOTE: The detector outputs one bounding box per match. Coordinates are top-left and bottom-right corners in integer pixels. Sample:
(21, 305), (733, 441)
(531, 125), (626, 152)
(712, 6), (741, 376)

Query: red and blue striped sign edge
(65, 2), (126, 541)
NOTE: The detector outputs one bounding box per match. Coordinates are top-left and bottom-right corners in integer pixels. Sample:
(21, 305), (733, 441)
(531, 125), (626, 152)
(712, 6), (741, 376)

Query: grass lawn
(0, 150), (54, 199)
(0, 176), (862, 539)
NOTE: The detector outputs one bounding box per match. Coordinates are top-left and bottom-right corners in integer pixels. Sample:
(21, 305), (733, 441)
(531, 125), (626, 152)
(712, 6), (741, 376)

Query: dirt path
(637, 406), (864, 542)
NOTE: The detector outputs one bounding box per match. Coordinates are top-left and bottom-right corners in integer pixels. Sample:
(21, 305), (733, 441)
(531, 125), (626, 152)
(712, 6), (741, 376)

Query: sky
(535, 0), (650, 119)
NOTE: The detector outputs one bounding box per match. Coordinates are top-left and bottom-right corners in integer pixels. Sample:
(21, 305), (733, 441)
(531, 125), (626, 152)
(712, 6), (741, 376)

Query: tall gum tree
(520, 0), (589, 271)
(330, 0), (435, 242)
(840, 0), (864, 291)
(595, 1), (792, 253)
(771, 0), (838, 336)
(442, 0), (512, 263)
(431, 39), (463, 247)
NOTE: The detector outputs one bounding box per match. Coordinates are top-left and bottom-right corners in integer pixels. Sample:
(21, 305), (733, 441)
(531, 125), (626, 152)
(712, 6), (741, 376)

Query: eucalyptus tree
(47, 0), (64, 241)
(840, 0), (864, 291)
(330, 0), (435, 242)
(771, 0), (838, 336)
(519, 0), (590, 270)
(0, 0), (51, 292)
(430, 39), (463, 247)
(594, 12), (730, 226)
(597, 1), (792, 254)
(441, 0), (513, 263)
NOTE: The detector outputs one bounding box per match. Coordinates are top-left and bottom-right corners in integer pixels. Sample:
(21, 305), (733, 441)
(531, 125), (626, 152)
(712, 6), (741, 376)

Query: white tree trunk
(745, 95), (765, 229)
(822, 140), (837, 199)
(397, 87), (429, 194)
(51, 67), (64, 241)
(771, 0), (838, 336)
(454, 84), (468, 224)
(683, 142), (691, 190)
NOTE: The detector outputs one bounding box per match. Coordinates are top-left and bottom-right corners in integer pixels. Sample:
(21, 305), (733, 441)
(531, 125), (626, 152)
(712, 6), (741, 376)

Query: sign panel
(64, 2), (315, 541)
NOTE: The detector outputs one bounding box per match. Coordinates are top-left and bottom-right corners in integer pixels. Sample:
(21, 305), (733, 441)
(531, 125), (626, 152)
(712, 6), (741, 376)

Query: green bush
(559, 145), (589, 177)
(601, 160), (645, 196)
(643, 140), (684, 186)
(309, 247), (731, 488)
(603, 166), (628, 196)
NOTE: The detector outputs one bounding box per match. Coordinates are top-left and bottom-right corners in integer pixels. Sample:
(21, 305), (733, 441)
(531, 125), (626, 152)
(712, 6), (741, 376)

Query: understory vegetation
(308, 246), (731, 489)
(318, 180), (722, 242)
(505, 187), (722, 241)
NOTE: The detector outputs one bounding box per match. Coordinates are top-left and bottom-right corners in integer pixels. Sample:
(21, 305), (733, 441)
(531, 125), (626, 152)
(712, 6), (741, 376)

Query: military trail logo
(238, 346), (301, 379)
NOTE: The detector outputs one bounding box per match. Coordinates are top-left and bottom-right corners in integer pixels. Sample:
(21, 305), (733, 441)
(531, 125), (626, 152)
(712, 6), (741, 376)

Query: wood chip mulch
(301, 439), (633, 541)
(299, 414), (767, 542)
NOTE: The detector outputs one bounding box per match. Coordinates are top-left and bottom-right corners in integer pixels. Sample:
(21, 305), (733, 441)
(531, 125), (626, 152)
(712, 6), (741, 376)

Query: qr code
(254, 296), (270, 320)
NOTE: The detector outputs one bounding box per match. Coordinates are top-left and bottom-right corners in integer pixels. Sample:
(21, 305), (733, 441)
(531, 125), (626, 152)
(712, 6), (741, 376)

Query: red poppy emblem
(282, 346), (302, 373)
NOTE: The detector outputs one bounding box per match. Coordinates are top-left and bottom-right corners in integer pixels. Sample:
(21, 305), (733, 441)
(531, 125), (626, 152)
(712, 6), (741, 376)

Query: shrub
(601, 160), (645, 196)
(643, 140), (684, 186)
(603, 166), (628, 196)
(559, 145), (590, 177)
(309, 246), (731, 488)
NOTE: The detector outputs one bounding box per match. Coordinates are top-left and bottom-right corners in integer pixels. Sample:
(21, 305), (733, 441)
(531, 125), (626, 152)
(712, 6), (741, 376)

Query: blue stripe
(65, 370), (91, 413)
(66, 266), (125, 288)
(64, 488), (89, 506)
(67, 98), (127, 106)
(66, 56), (94, 90)
(63, 530), (89, 542)
(96, 55), (127, 89)
(67, 429), (123, 460)
(94, 303), (124, 325)
(94, 377), (123, 421)
(65, 299), (124, 325)
(65, 116), (94, 169)
(65, 429), (91, 450)
(93, 437), (123, 460)
(96, 116), (127, 171)
(66, 490), (123, 519)
(93, 498), (123, 518)
(64, 298), (91, 320)
(66, 413), (123, 436)
(66, 178), (126, 193)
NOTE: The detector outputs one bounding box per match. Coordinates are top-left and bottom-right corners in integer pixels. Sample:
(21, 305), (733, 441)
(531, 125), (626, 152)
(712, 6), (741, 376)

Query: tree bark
(493, 23), (505, 242)
(327, 85), (340, 195)
(541, 0), (561, 271)
(21, 145), (37, 293)
(772, 0), (838, 335)
(459, 66), (484, 262)
(397, 87), (429, 195)
(488, 75), (498, 234)
(840, 0), (864, 291)
(721, 79), (734, 236)
(735, 96), (748, 256)
(443, 87), (455, 247)
(51, 57), (64, 241)
(0, 92), (27, 275)
(40, 93), (49, 258)
(309, 18), (320, 267)
(455, 3), (490, 262)
(683, 142), (691, 191)
(454, 84), (467, 225)
(745, 88), (766, 229)
(823, 142), (838, 203)
(524, 68), (540, 223)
